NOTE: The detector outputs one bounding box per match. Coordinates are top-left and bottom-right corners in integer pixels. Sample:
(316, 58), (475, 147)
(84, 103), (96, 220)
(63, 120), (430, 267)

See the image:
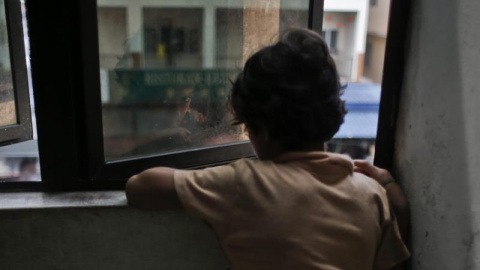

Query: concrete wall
(0, 193), (228, 270)
(367, 0), (390, 37)
(325, 0), (369, 81)
(323, 12), (357, 79)
(243, 0), (280, 63)
(97, 7), (127, 69)
(363, 34), (386, 83)
(394, 0), (480, 269)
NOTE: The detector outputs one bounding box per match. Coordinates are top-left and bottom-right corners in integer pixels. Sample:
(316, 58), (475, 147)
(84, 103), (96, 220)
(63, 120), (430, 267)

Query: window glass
(0, 0), (16, 127)
(330, 30), (338, 51)
(327, 0), (391, 161)
(0, 0), (40, 181)
(365, 41), (372, 67)
(97, 0), (309, 161)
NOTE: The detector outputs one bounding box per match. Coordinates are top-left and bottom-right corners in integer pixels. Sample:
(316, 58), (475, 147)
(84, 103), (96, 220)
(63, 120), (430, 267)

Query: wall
(394, 0), (480, 269)
(0, 192), (228, 270)
(97, 7), (127, 69)
(323, 12), (357, 79)
(243, 0), (280, 64)
(325, 0), (368, 82)
(367, 0), (390, 37)
(363, 34), (386, 83)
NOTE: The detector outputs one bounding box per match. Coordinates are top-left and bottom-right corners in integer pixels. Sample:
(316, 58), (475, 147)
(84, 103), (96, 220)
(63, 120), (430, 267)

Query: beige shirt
(174, 152), (410, 270)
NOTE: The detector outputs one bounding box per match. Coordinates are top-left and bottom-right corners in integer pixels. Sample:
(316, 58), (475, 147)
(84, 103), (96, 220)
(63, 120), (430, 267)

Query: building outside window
(363, 0), (391, 83)
(365, 41), (373, 67)
(322, 29), (339, 53)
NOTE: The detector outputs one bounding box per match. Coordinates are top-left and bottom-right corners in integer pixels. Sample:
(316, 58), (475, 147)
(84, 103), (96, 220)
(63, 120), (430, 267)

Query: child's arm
(125, 167), (183, 210)
(353, 160), (410, 242)
(354, 161), (409, 270)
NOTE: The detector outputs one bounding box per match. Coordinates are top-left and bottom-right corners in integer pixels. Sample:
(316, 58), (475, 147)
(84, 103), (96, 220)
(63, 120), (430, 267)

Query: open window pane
(0, 0), (32, 147)
(0, 0), (16, 127)
(0, 0), (39, 181)
(325, 0), (390, 160)
(97, 0), (309, 161)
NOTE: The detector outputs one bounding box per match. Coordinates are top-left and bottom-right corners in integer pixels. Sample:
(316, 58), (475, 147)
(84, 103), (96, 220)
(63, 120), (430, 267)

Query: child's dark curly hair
(229, 28), (347, 150)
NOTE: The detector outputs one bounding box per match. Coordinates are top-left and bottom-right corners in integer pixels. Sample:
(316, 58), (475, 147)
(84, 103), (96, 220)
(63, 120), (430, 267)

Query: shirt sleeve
(174, 163), (237, 234)
(373, 197), (411, 270)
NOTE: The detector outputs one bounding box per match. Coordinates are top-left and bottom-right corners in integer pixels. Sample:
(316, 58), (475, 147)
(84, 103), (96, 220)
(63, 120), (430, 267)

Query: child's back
(175, 152), (408, 269)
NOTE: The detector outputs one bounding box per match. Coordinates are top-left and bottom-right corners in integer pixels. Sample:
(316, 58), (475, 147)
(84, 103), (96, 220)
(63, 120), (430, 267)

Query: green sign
(115, 69), (239, 104)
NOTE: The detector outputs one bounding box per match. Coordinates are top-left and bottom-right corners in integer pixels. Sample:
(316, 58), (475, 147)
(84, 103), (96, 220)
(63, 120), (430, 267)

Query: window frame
(373, 0), (411, 170)
(0, 0), (32, 147)
(21, 0), (323, 189)
(321, 29), (339, 53)
(16, 0), (408, 189)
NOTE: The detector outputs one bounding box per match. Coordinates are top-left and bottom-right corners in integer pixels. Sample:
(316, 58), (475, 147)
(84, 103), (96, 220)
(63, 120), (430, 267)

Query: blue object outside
(334, 83), (381, 139)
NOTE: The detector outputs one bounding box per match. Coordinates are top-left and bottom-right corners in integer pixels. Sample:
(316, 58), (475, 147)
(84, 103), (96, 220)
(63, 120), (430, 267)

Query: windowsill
(0, 190), (127, 210)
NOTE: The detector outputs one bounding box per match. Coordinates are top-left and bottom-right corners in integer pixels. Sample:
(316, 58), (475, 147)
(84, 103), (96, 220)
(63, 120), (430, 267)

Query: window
(98, 0), (311, 163)
(365, 42), (373, 67)
(329, 30), (338, 52)
(0, 0), (35, 182)
(322, 29), (338, 53)
(373, 0), (410, 170)
(23, 0), (315, 188)
(0, 0), (31, 147)
(325, 0), (398, 162)
(5, 0), (408, 187)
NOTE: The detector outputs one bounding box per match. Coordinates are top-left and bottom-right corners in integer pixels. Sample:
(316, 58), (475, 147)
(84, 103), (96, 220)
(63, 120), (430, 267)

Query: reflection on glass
(97, 0), (309, 161)
(0, 0), (16, 127)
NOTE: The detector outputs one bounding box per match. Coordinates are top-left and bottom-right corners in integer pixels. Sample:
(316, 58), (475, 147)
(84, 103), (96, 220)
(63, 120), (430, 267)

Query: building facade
(97, 0), (370, 82)
(363, 0), (390, 83)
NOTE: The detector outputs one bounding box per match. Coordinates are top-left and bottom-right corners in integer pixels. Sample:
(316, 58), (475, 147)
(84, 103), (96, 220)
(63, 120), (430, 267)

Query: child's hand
(353, 160), (394, 186)
(355, 160), (410, 244)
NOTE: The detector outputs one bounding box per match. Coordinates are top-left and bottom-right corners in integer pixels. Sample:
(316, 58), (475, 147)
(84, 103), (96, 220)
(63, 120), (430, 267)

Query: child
(126, 28), (410, 270)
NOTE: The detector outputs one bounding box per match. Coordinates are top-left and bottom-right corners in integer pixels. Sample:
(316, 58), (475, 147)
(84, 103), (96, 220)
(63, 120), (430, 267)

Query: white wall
(323, 12), (357, 78)
(367, 0), (390, 37)
(395, 0), (480, 268)
(325, 0), (369, 55)
(97, 8), (127, 69)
